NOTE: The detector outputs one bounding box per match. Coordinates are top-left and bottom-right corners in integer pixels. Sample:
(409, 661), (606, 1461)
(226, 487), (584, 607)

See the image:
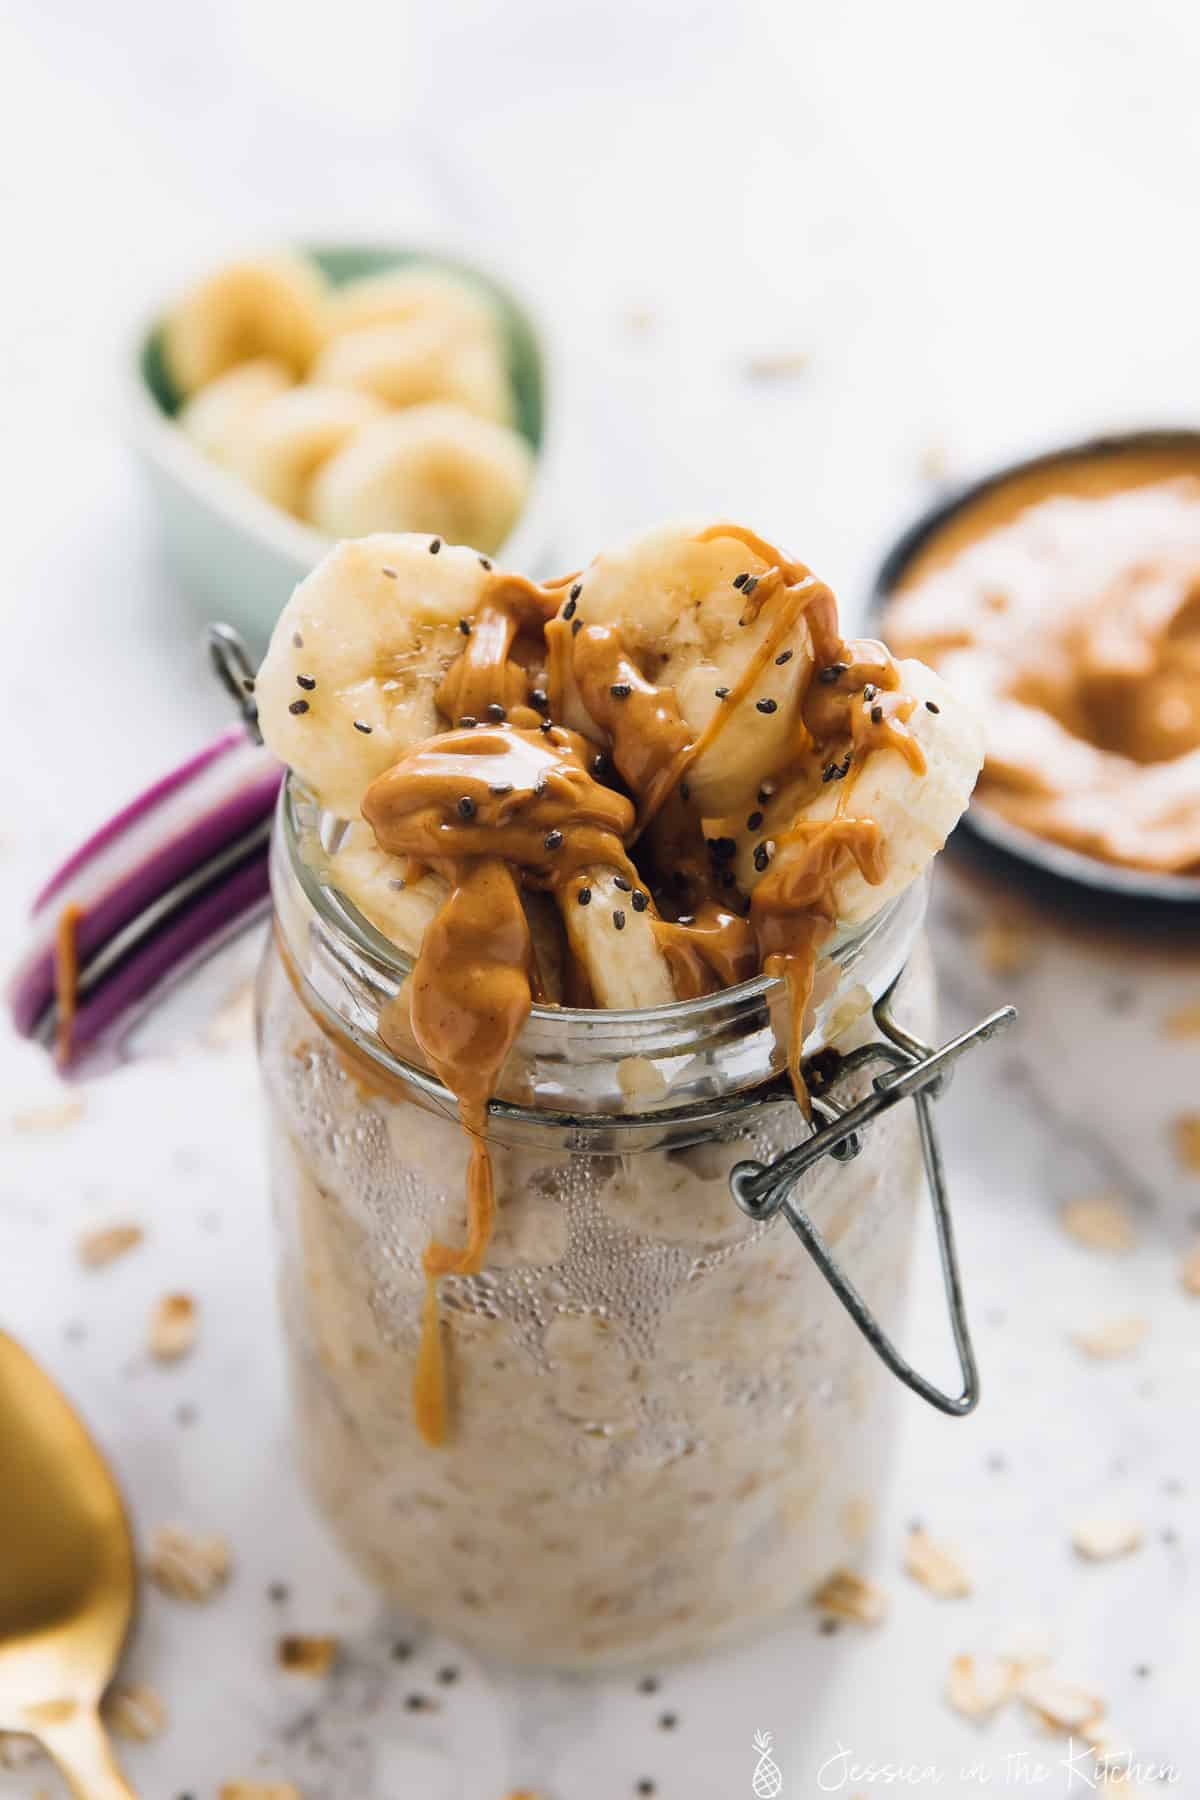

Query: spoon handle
(35, 1703), (138, 1800)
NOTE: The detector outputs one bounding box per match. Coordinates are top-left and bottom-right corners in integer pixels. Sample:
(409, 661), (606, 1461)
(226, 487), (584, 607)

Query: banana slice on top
(161, 254), (328, 397)
(557, 519), (825, 817)
(306, 405), (534, 557)
(560, 868), (676, 1009)
(325, 265), (502, 351)
(232, 384), (385, 516)
(256, 533), (499, 820)
(311, 318), (512, 424)
(733, 657), (984, 922)
(325, 819), (448, 956)
(179, 357), (293, 469)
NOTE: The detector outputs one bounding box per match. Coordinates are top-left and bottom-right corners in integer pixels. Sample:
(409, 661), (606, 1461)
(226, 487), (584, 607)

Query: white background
(2, 2), (1199, 1796)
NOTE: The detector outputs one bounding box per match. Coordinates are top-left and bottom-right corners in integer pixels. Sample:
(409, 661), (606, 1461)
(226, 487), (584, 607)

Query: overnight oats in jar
(252, 520), (987, 1667)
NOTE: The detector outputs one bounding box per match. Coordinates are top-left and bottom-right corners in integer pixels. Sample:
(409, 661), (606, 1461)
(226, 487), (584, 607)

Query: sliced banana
(326, 820), (447, 956)
(325, 264), (502, 351)
(734, 658), (984, 921)
(561, 519), (820, 815)
(560, 868), (675, 1010)
(178, 357), (293, 469)
(161, 254), (328, 397)
(311, 318), (512, 424)
(232, 384), (385, 516)
(306, 404), (533, 557)
(256, 533), (496, 819)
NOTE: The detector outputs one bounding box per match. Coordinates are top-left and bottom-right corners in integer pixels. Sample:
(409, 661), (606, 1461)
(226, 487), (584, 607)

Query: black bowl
(870, 428), (1200, 912)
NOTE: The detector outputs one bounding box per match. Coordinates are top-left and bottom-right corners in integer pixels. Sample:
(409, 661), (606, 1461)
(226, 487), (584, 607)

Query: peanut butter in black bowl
(874, 430), (1200, 906)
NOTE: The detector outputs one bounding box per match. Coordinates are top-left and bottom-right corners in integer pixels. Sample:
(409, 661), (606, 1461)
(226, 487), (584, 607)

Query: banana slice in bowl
(161, 255), (329, 396)
(307, 405), (534, 557)
(130, 244), (555, 646)
(179, 358), (294, 469)
(312, 319), (512, 424)
(232, 384), (387, 515)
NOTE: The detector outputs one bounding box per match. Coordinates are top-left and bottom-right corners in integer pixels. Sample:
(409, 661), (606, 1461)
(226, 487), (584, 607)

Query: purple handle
(9, 729), (282, 1070)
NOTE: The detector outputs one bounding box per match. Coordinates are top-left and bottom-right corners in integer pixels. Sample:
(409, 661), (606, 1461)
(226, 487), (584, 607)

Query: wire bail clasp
(730, 979), (1016, 1417)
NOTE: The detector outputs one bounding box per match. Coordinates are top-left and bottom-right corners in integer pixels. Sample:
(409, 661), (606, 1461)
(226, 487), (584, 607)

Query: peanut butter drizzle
(652, 902), (758, 999)
(545, 526), (925, 1110)
(362, 723), (638, 1443)
(435, 573), (558, 729)
(54, 903), (83, 1068)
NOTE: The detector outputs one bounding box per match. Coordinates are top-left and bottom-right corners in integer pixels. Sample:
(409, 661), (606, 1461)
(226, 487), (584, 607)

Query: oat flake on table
(146, 1524), (232, 1601)
(1163, 997), (1200, 1037)
(104, 1681), (167, 1741)
(945, 1653), (1020, 1721)
(219, 1786), (303, 1800)
(1070, 1314), (1150, 1358)
(9, 1096), (84, 1135)
(977, 919), (1034, 975)
(277, 1634), (338, 1674)
(1059, 1191), (1137, 1253)
(904, 1528), (972, 1598)
(1019, 1669), (1105, 1733)
(1173, 1114), (1200, 1172)
(811, 1568), (888, 1626)
(148, 1291), (197, 1360)
(1071, 1511), (1144, 1561)
(77, 1221), (144, 1268)
(1181, 1240), (1200, 1295)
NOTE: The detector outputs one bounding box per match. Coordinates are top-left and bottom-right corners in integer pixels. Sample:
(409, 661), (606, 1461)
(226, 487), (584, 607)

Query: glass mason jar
(258, 779), (940, 1670)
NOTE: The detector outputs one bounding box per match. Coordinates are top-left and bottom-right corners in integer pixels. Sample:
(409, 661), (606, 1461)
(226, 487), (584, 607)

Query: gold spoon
(0, 1330), (137, 1797)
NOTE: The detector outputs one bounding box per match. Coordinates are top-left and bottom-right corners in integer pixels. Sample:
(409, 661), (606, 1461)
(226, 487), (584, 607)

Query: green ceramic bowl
(129, 243), (557, 648)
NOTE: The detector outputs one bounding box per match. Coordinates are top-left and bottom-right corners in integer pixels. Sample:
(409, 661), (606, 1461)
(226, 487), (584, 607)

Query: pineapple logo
(751, 1728), (782, 1798)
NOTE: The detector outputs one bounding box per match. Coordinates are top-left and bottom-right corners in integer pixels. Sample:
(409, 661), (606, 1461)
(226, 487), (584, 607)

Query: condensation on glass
(258, 781), (936, 1668)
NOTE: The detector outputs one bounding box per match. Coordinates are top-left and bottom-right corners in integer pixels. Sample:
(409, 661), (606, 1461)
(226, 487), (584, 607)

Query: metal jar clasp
(730, 980), (1016, 1417)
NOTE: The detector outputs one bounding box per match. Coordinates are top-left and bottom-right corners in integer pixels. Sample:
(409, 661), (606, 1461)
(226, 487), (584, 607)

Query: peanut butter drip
(434, 572), (559, 732)
(54, 903), (82, 1068)
(652, 903), (758, 999)
(549, 531), (924, 1107)
(404, 856), (531, 1444)
(362, 724), (638, 1443)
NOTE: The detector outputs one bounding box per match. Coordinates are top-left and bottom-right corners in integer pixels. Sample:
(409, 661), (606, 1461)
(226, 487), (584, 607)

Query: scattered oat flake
(811, 1568), (888, 1626)
(10, 1097), (84, 1135)
(149, 1292), (197, 1361)
(743, 348), (810, 380)
(277, 1634), (338, 1675)
(1070, 1314), (1150, 1359)
(905, 1528), (972, 1598)
(623, 306), (657, 336)
(77, 1221), (144, 1269)
(1059, 1191), (1136, 1253)
(1172, 1114), (1200, 1172)
(977, 920), (1034, 975)
(945, 1653), (1019, 1721)
(219, 1787), (302, 1800)
(0, 1733), (42, 1768)
(1181, 1240), (1200, 1296)
(104, 1682), (167, 1742)
(1164, 998), (1200, 1037)
(1072, 1511), (1144, 1561)
(146, 1524), (232, 1601)
(1019, 1669), (1105, 1732)
(206, 979), (255, 1050)
(919, 443), (950, 482)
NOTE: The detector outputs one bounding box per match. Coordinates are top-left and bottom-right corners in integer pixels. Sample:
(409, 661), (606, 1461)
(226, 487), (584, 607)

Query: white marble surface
(2, 2), (1200, 1794)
